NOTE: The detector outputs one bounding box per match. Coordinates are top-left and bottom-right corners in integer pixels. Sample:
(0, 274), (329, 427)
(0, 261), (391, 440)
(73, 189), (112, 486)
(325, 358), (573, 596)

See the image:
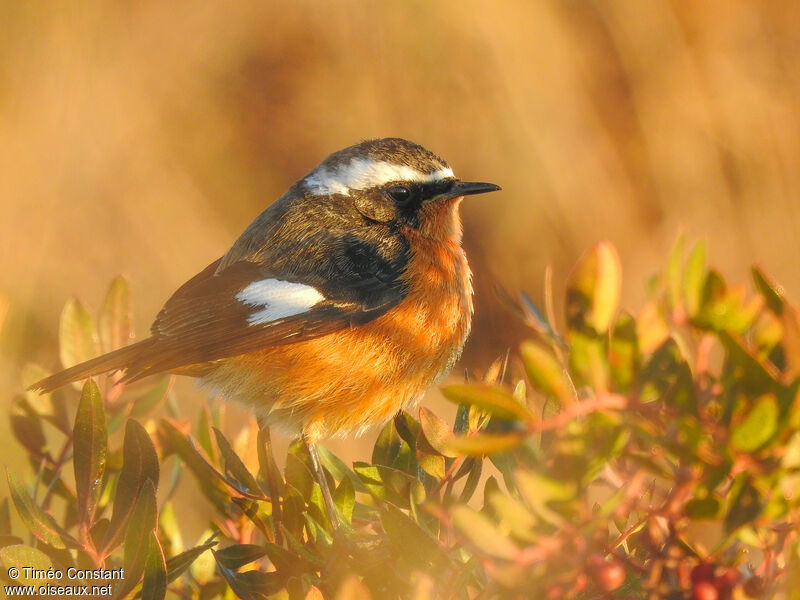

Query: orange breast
(205, 233), (473, 441)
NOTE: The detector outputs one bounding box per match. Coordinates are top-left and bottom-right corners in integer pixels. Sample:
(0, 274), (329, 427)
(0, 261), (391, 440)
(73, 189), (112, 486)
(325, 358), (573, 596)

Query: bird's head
(301, 138), (500, 242)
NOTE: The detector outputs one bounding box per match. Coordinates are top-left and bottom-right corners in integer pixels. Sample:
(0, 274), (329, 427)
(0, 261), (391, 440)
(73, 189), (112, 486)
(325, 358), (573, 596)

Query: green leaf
(416, 450), (445, 480)
(117, 479), (157, 600)
(636, 302), (670, 357)
(369, 416), (418, 476)
(213, 427), (263, 497)
(214, 544), (267, 570)
(235, 571), (284, 599)
(489, 491), (537, 541)
(684, 241), (707, 317)
(73, 379), (108, 528)
(165, 540), (216, 584)
(372, 418), (403, 468)
(214, 548), (283, 599)
(721, 331), (782, 394)
(458, 459), (483, 503)
(667, 234), (685, 313)
(59, 297), (100, 371)
(189, 530), (217, 585)
(453, 403), (469, 434)
(21, 364), (60, 424)
(392, 413), (423, 475)
(89, 518), (109, 554)
(159, 419), (232, 512)
(142, 531), (167, 600)
(753, 310), (783, 353)
(724, 476), (763, 533)
(380, 503), (447, 569)
(451, 505), (518, 560)
(333, 476), (355, 526)
(515, 470), (575, 527)
(354, 463), (425, 507)
(222, 570), (282, 600)
(566, 241), (622, 333)
(232, 498), (274, 543)
(445, 433), (523, 457)
(10, 396), (47, 460)
(281, 484), (306, 539)
(125, 479), (158, 560)
(569, 333), (610, 393)
(103, 419), (159, 554)
(256, 425), (285, 499)
(636, 337), (695, 410)
(609, 313), (639, 391)
(441, 384), (534, 423)
(467, 404), (488, 435)
(752, 266), (785, 315)
(285, 443), (316, 501)
(782, 306), (800, 378)
(696, 282), (762, 333)
(265, 537), (316, 573)
(519, 341), (573, 405)
(685, 497), (721, 520)
(731, 394), (779, 452)
(6, 470), (76, 549)
(0, 544), (53, 586)
(99, 275), (133, 352)
(196, 406), (218, 466)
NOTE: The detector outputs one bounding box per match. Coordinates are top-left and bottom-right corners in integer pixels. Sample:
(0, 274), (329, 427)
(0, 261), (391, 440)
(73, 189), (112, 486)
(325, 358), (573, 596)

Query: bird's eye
(386, 185), (412, 204)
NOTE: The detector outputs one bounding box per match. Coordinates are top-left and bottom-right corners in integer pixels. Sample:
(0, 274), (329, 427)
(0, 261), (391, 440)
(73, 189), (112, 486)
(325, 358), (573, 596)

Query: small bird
(32, 137), (500, 526)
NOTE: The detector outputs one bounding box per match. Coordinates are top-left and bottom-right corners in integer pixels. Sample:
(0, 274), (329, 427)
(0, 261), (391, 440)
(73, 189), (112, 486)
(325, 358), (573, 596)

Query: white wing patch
(236, 279), (325, 325)
(305, 158), (454, 196)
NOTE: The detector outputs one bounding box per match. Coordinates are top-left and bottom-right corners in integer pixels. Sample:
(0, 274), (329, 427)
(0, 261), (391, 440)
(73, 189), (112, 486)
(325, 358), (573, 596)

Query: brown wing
(119, 257), (403, 381)
(30, 224), (410, 391)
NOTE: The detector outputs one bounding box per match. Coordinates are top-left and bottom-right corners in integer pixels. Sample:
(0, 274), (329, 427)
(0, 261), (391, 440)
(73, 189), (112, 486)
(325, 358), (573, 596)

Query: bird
(31, 137), (501, 529)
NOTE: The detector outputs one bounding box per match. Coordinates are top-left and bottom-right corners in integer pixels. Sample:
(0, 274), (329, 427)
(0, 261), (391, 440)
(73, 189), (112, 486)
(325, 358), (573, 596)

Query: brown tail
(29, 338), (158, 393)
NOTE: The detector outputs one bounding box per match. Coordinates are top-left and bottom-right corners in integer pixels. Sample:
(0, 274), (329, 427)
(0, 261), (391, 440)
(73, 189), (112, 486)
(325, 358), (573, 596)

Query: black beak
(443, 180), (502, 199)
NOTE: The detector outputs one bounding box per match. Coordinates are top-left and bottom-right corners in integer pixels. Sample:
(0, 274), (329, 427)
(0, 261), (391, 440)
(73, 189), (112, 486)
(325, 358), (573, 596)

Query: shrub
(2, 239), (799, 599)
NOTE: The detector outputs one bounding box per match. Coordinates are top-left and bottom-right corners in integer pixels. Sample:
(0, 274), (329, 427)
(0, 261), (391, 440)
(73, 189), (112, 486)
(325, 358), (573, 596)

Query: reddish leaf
(73, 379), (107, 528)
(141, 531), (167, 600)
(116, 479), (157, 600)
(102, 420), (159, 555)
(59, 298), (100, 372)
(6, 470), (77, 550)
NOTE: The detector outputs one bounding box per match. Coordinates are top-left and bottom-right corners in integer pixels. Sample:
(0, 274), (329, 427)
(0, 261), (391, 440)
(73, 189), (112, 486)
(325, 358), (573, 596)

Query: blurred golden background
(2, 1), (800, 473)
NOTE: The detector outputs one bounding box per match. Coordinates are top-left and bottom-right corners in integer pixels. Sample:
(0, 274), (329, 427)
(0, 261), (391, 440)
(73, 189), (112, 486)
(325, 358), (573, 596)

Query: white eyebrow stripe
(236, 279), (326, 325)
(304, 158), (454, 196)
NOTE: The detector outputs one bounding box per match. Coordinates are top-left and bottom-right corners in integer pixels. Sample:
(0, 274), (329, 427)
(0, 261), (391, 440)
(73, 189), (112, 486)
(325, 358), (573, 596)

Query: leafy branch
(2, 241), (800, 599)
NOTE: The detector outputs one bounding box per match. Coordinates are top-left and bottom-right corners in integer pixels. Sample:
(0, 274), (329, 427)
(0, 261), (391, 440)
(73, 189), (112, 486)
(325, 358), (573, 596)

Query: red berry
(714, 567), (740, 589)
(585, 554), (605, 569)
(693, 581), (718, 600)
(588, 559), (626, 592)
(691, 563), (715, 583)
